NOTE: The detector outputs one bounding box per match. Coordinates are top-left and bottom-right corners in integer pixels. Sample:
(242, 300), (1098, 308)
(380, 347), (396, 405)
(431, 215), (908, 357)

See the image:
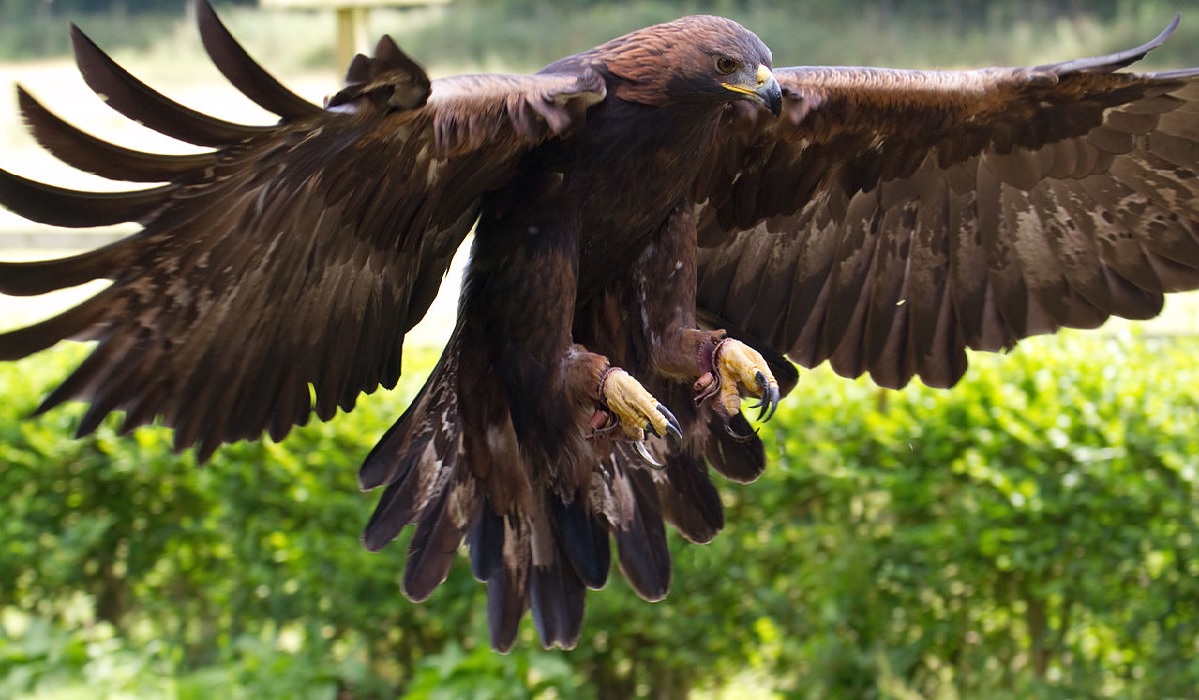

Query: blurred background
(2, 1), (1199, 698)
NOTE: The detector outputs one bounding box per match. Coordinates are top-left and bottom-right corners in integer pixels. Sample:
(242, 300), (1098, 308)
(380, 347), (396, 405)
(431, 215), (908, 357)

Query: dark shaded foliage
(3, 332), (1199, 697)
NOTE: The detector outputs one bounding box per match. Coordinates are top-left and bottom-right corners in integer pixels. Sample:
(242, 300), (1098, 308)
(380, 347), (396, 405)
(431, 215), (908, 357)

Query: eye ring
(714, 56), (739, 75)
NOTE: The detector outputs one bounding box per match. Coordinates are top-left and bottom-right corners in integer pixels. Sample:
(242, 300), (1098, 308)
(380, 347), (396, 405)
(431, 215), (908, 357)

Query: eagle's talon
(764, 384), (781, 420)
(598, 367), (677, 443)
(632, 440), (666, 469)
(656, 403), (683, 444)
(750, 372), (780, 421)
(703, 338), (781, 422)
(724, 420), (760, 442)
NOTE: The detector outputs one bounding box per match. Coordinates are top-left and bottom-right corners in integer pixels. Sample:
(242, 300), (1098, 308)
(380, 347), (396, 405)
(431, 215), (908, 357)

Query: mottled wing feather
(0, 13), (606, 460)
(696, 21), (1199, 388)
(15, 85), (216, 183)
(195, 0), (325, 120)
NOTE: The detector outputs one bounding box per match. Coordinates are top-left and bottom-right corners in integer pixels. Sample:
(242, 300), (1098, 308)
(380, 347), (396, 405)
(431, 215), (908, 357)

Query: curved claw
(750, 370), (781, 421)
(656, 403), (683, 444)
(599, 367), (678, 443)
(632, 440), (666, 469)
(725, 420), (760, 442)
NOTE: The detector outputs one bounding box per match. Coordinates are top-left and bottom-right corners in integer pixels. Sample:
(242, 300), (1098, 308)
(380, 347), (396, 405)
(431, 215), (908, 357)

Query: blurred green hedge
(2, 333), (1198, 699)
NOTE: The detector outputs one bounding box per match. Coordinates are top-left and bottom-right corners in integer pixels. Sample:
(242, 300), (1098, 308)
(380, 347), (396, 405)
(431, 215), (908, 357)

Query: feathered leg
(619, 204), (784, 421)
(375, 176), (681, 651)
(566, 204), (792, 602)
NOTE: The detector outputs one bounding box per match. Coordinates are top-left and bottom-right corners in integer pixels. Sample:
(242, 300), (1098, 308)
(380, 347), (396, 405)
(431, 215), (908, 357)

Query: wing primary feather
(195, 0), (323, 120)
(74, 346), (145, 437)
(117, 381), (168, 436)
(1038, 14), (1179, 74)
(17, 86), (217, 182)
(0, 168), (172, 228)
(70, 24), (270, 146)
(0, 240), (137, 296)
(225, 340), (294, 442)
(33, 335), (128, 417)
(1, 311), (105, 366)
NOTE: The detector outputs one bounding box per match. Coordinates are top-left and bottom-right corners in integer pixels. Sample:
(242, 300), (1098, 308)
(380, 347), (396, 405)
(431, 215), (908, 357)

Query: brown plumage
(2, 2), (1199, 650)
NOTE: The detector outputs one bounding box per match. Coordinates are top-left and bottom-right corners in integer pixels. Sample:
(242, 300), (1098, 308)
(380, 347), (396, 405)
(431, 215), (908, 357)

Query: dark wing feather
(0, 4), (606, 461)
(195, 0), (324, 120)
(0, 169), (171, 228)
(695, 19), (1199, 389)
(16, 85), (215, 183)
(69, 22), (270, 147)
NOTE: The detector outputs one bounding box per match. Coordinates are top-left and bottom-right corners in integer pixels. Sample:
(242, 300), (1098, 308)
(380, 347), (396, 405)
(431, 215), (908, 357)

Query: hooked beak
(723, 64), (783, 117)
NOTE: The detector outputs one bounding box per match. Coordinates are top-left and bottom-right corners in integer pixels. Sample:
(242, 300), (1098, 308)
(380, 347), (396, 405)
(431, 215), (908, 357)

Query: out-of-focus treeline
(4, 0), (1194, 72)
(0, 0), (1144, 32)
(0, 0), (1134, 15)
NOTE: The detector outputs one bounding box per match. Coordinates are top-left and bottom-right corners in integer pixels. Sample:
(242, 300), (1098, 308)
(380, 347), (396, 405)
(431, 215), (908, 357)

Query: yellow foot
(597, 368), (683, 445)
(695, 338), (781, 420)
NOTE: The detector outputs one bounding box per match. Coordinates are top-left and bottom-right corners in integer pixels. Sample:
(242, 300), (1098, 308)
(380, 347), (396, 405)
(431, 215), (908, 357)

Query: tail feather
(706, 412), (766, 484)
(655, 450), (725, 545)
(551, 496), (610, 590)
(529, 509), (588, 649)
(360, 354), (462, 552)
(600, 453), (672, 602)
(358, 335), (771, 649)
(403, 464), (479, 601)
(469, 506), (531, 652)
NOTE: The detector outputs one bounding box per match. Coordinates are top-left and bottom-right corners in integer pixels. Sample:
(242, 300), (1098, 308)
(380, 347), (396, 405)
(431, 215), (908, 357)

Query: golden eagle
(2, 1), (1199, 650)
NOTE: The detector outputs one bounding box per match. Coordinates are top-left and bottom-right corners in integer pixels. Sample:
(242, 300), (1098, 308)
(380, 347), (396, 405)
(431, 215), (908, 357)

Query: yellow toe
(601, 368), (680, 441)
(713, 339), (781, 419)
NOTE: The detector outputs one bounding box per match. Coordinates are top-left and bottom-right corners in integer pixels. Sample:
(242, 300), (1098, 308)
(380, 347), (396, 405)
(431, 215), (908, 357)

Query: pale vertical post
(353, 6), (370, 61)
(335, 7), (355, 72)
(261, 0), (453, 72)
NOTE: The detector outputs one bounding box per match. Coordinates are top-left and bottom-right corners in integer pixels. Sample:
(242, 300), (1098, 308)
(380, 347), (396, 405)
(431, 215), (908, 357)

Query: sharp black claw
(724, 420), (760, 442)
(633, 440), (665, 469)
(764, 385), (780, 421)
(656, 403), (683, 445)
(752, 371), (768, 420)
(750, 371), (780, 422)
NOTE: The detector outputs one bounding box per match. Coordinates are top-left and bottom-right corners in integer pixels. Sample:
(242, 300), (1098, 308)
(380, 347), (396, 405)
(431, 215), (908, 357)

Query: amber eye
(714, 56), (739, 75)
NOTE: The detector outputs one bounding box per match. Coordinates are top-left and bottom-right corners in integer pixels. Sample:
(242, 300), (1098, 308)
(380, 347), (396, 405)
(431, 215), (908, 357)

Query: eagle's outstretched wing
(695, 18), (1199, 390)
(0, 2), (604, 460)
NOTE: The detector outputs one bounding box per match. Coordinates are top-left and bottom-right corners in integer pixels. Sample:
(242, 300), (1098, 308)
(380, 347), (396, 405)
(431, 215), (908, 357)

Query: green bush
(1, 331), (1198, 698)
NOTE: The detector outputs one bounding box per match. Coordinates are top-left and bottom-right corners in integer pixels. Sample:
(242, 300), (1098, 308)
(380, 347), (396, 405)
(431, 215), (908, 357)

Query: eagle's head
(590, 15), (783, 116)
